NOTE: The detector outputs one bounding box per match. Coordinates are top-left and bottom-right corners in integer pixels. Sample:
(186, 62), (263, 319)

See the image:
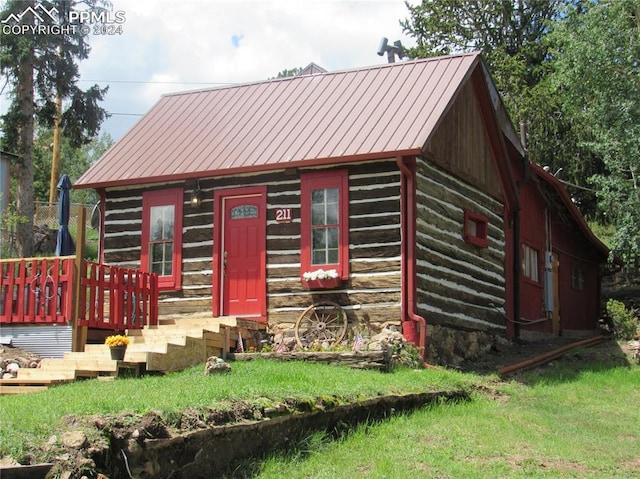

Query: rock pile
(204, 356), (231, 375)
(364, 328), (407, 352)
(0, 345), (41, 379)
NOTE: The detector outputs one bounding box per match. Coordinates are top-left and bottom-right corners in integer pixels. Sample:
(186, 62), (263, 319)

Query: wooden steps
(0, 374), (76, 395)
(0, 315), (251, 395)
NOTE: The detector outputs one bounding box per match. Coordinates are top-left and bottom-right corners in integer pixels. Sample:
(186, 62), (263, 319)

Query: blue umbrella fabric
(55, 174), (76, 256)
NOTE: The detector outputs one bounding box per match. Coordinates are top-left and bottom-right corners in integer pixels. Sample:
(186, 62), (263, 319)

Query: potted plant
(105, 334), (130, 361)
(302, 268), (342, 290)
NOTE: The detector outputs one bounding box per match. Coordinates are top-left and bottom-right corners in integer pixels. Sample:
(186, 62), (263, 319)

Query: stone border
(118, 390), (469, 478)
(229, 349), (393, 371)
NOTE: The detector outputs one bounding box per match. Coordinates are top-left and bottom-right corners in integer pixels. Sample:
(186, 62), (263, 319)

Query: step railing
(78, 261), (158, 330)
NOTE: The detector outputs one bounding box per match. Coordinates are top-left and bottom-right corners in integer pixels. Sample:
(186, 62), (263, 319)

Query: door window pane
(230, 204), (258, 219)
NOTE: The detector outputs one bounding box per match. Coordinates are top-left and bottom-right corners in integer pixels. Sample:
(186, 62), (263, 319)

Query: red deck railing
(0, 258), (74, 324)
(0, 258), (158, 330)
(78, 261), (158, 330)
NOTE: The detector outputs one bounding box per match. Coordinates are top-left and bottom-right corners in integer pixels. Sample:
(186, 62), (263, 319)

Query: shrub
(606, 299), (638, 340)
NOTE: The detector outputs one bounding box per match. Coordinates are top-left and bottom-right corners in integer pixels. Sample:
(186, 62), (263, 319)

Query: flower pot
(302, 277), (342, 290)
(110, 345), (127, 361)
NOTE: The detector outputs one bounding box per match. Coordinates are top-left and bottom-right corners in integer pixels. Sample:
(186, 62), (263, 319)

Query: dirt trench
(66, 390), (469, 479)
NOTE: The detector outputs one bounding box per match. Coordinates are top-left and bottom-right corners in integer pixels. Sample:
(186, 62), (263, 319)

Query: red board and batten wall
(515, 162), (608, 334)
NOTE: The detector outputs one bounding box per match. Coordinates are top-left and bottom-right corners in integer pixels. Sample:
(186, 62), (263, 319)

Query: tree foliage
(550, 0), (640, 259)
(401, 1), (597, 201)
(0, 0), (110, 256)
(401, 0), (639, 258)
(33, 129), (113, 204)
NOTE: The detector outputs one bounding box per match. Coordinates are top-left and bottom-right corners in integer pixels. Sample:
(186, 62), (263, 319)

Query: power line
(108, 112), (144, 117)
(80, 79), (234, 86)
(557, 178), (599, 193)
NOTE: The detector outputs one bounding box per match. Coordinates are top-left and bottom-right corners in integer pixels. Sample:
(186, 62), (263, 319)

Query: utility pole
(49, 91), (62, 204)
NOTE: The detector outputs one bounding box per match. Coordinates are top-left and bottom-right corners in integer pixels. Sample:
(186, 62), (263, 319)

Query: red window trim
(300, 169), (349, 281)
(141, 188), (183, 291)
(463, 210), (489, 248)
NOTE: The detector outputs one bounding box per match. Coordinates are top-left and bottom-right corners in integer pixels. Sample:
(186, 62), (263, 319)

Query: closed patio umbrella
(55, 174), (76, 256)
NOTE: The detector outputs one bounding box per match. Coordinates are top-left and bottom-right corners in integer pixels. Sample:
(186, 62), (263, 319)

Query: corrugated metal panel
(1, 324), (72, 358)
(76, 53), (481, 189)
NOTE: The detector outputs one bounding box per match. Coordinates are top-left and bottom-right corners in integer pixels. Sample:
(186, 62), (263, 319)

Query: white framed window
(522, 243), (539, 282)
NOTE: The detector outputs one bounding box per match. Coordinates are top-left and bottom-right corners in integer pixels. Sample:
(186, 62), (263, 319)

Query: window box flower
(302, 269), (342, 290)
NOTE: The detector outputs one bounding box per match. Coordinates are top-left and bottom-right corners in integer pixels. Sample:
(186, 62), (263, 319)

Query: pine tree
(0, 0), (109, 256)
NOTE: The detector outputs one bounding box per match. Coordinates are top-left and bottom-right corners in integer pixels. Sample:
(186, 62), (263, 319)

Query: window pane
(230, 205), (258, 219)
(312, 229), (326, 249)
(312, 250), (325, 264)
(311, 187), (339, 226)
(150, 205), (174, 240)
(150, 208), (163, 240)
(326, 203), (338, 225)
(311, 227), (340, 265)
(311, 189), (325, 205)
(327, 227), (339, 248)
(164, 244), (173, 275)
(325, 187), (339, 204)
(311, 204), (325, 226)
(522, 245), (539, 282)
(150, 239), (173, 276)
(164, 209), (174, 239)
(466, 219), (477, 237)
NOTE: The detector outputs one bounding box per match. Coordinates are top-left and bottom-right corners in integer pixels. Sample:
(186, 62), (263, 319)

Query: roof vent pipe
(377, 37), (406, 63)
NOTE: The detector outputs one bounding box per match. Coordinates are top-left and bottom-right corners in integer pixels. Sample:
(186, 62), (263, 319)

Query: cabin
(512, 161), (609, 338)
(74, 53), (605, 365)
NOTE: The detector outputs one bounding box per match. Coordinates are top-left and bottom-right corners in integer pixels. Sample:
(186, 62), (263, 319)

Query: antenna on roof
(377, 37), (406, 63)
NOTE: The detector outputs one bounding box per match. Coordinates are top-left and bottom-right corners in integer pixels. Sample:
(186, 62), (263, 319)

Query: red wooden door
(221, 194), (265, 318)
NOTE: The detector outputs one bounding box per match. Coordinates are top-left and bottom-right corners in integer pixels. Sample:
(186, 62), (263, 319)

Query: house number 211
(275, 208), (293, 223)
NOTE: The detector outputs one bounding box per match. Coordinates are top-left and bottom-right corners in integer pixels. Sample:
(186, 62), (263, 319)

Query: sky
(75, 0), (416, 141)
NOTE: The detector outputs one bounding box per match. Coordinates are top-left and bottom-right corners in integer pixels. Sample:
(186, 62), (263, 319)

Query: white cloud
(76, 0), (415, 140)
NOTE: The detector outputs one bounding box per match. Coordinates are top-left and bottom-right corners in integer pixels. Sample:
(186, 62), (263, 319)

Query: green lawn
(255, 359), (640, 479)
(0, 358), (469, 462)
(1, 348), (639, 479)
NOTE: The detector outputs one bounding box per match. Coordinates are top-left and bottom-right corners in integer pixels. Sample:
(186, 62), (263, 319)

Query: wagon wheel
(295, 301), (348, 348)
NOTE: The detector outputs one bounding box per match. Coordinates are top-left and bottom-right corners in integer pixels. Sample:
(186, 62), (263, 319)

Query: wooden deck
(0, 314), (266, 395)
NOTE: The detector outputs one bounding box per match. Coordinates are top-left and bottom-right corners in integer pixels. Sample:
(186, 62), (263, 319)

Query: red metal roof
(76, 53), (483, 189)
(530, 163), (609, 258)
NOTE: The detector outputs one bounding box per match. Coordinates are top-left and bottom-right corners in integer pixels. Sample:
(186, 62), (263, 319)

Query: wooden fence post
(72, 207), (87, 352)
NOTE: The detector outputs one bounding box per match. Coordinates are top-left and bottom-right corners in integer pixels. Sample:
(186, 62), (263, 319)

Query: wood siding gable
(424, 81), (504, 201)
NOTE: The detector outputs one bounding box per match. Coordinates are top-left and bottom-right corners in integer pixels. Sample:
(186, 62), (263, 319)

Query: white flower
(303, 268), (339, 281)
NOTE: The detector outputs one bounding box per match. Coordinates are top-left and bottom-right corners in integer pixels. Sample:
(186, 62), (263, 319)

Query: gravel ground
(458, 333), (638, 376)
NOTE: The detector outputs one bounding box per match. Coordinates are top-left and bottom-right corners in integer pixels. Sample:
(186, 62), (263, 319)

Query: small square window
(463, 210), (489, 248)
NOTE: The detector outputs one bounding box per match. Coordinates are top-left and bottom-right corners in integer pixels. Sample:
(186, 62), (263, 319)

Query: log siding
(101, 161), (403, 330)
(415, 158), (506, 332)
(101, 156), (507, 341)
